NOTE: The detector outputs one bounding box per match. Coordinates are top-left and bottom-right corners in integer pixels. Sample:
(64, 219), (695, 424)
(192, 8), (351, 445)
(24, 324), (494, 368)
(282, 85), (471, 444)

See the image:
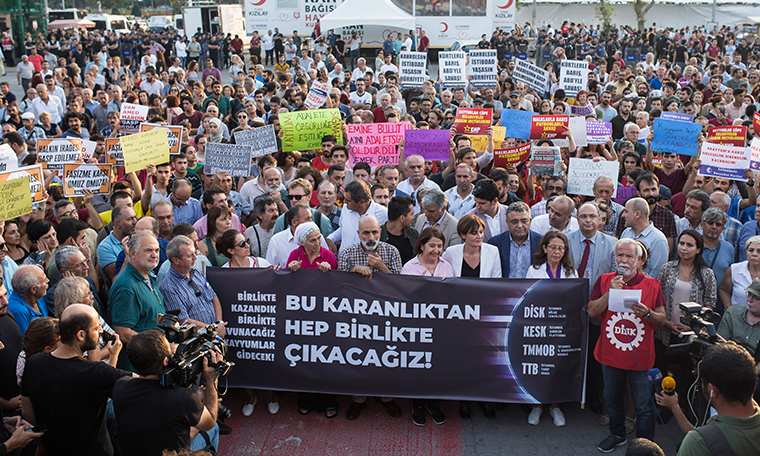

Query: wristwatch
(644, 308), (652, 319)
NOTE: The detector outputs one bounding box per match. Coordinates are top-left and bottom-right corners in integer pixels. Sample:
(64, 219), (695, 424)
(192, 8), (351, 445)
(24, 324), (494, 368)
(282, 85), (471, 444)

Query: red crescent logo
(497, 0), (513, 9)
(250, 0), (265, 6)
(440, 22), (448, 33)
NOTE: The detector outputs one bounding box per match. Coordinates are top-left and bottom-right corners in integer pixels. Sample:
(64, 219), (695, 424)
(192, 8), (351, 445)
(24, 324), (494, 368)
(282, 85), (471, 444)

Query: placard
(398, 51), (427, 90)
(707, 126), (747, 147)
(530, 115), (569, 140)
(467, 49), (498, 89)
(0, 164), (45, 202)
(404, 129), (451, 161)
(438, 51), (467, 89)
(651, 118), (702, 156)
(567, 158), (620, 197)
(660, 112), (694, 123)
(0, 176), (32, 219)
(500, 110), (536, 140)
(347, 122), (410, 167)
(0, 144), (17, 172)
(203, 143), (254, 177)
(698, 142), (751, 182)
(105, 138), (124, 167)
(754, 112), (760, 139)
(305, 80), (330, 109)
(493, 143), (532, 168)
(120, 103), (149, 134)
(530, 146), (562, 176)
(120, 128), (170, 174)
(558, 60), (589, 98)
(36, 138), (83, 170)
(279, 109), (342, 153)
(512, 59), (549, 94)
(62, 163), (112, 197)
(587, 121), (613, 145)
(139, 123), (184, 155)
(570, 104), (595, 117)
(80, 140), (98, 162)
(751, 137), (760, 171)
(453, 108), (492, 135)
(469, 126), (506, 152)
(553, 117), (588, 148)
(234, 124), (278, 158)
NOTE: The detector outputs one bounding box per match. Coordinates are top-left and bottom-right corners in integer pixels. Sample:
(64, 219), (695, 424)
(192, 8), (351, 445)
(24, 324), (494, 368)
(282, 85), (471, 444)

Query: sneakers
(549, 406), (566, 427)
(528, 406), (543, 425)
(428, 402), (445, 425)
(242, 397), (257, 417)
(413, 404), (426, 426)
(267, 397), (280, 415)
(598, 434), (627, 453)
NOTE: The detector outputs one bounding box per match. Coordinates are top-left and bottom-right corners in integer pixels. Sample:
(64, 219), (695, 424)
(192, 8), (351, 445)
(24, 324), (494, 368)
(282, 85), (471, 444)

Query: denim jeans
(350, 49), (360, 69)
(190, 423), (219, 451)
(602, 364), (655, 440)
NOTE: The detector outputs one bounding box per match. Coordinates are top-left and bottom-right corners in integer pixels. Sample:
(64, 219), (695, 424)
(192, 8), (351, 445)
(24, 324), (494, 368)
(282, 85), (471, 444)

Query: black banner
(207, 269), (589, 404)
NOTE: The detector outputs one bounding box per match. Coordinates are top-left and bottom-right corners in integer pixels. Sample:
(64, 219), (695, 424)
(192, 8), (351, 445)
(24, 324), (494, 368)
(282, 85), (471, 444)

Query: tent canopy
(735, 16), (760, 26)
(318, 0), (415, 33)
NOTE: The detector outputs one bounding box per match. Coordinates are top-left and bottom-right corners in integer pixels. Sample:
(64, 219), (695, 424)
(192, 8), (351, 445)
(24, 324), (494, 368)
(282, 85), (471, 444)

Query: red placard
(529, 115), (569, 140)
(453, 108), (493, 135)
(493, 143), (532, 168)
(754, 112), (760, 138)
(707, 126), (747, 147)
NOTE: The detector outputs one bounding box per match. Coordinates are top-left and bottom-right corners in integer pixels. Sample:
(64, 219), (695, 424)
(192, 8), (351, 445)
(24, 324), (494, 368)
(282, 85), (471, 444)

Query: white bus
(47, 9), (88, 22)
(84, 14), (130, 33)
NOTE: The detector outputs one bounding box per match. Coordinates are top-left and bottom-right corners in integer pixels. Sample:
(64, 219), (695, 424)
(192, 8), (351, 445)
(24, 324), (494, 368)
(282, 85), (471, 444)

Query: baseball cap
(510, 90), (520, 97)
(747, 280), (760, 298)
(21, 112), (34, 120)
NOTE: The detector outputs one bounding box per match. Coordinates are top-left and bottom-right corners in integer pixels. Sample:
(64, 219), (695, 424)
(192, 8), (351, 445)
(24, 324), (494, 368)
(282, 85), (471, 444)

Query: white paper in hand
(608, 289), (642, 313)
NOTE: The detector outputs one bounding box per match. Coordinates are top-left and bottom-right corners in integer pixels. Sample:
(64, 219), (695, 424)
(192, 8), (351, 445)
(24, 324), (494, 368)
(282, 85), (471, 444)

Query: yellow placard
(0, 164), (45, 202)
(0, 176), (32, 219)
(468, 125), (506, 152)
(120, 128), (170, 174)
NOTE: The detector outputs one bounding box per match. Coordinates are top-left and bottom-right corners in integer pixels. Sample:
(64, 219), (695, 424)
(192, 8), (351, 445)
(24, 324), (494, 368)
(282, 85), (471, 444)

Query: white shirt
(380, 64), (398, 75)
(327, 201), (388, 256)
(175, 40), (187, 57)
(445, 185), (475, 220)
(263, 34), (274, 51)
(482, 211), (502, 238)
(266, 227), (328, 267)
(352, 67), (368, 82)
(32, 96), (63, 124)
(140, 79), (164, 95)
(530, 213), (580, 236)
(395, 178), (441, 214)
(349, 91), (372, 106)
(526, 263), (578, 279)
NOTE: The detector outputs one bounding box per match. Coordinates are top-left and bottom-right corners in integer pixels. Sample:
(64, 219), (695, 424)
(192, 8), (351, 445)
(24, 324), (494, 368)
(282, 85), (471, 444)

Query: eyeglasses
(288, 194), (307, 200)
(236, 239), (249, 248)
(188, 279), (202, 297)
(237, 114), (248, 119)
(60, 209), (77, 218)
(546, 245), (565, 252)
(0, 242), (6, 249)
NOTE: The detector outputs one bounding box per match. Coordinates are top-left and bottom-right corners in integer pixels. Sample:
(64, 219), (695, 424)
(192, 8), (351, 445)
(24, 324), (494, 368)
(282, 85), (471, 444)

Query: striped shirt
(159, 267), (218, 325)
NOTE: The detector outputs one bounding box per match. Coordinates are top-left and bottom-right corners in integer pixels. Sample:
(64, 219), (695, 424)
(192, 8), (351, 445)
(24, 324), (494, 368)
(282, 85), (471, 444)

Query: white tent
(318, 0), (416, 33)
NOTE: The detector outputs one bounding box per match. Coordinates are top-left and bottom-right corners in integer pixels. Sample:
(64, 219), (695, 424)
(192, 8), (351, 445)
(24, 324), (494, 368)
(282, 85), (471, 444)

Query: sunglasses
(288, 194), (307, 200)
(188, 279), (202, 297)
(0, 242), (6, 249)
(238, 115), (248, 119)
(236, 239), (249, 248)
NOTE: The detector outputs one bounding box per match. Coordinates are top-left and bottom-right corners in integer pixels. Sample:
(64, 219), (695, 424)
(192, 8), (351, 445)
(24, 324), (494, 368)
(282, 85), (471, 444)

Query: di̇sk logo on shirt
(606, 313), (645, 351)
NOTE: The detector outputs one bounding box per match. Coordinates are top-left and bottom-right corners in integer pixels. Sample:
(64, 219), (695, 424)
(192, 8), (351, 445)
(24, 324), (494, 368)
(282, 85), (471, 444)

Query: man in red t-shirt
(173, 96), (203, 135)
(27, 48), (43, 72)
(311, 135), (336, 172)
(588, 238), (667, 452)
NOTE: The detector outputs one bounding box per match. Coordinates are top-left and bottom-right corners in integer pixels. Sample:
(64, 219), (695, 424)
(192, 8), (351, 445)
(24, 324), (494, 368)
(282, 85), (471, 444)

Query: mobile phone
(35, 252), (45, 265)
(27, 424), (47, 433)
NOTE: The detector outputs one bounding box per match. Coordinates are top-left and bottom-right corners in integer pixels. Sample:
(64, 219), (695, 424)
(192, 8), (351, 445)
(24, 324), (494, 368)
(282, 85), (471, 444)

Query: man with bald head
(21, 304), (128, 455)
(530, 195), (579, 236)
(7, 265), (49, 336)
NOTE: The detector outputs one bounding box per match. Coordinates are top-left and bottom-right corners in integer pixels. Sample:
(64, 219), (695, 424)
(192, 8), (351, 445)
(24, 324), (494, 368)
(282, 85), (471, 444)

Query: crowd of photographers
(0, 17), (758, 456)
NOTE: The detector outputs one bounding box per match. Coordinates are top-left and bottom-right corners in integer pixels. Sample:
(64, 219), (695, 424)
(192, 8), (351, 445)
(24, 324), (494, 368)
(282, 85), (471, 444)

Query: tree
(131, 3), (142, 17)
(595, 0), (614, 36)
(633, 0), (655, 33)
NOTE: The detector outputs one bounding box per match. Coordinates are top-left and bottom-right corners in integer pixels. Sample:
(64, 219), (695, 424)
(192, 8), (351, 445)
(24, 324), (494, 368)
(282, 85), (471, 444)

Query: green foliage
(632, 0), (656, 33)
(595, 0), (614, 36)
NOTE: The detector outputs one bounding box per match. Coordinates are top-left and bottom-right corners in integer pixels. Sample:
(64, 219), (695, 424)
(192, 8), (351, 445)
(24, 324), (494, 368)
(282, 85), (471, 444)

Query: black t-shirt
(0, 314), (22, 399)
(20, 353), (130, 456)
(386, 231), (415, 264)
(113, 377), (203, 456)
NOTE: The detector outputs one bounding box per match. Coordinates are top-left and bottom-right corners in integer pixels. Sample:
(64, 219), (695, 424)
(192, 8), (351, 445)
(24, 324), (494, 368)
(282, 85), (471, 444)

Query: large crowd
(0, 18), (759, 456)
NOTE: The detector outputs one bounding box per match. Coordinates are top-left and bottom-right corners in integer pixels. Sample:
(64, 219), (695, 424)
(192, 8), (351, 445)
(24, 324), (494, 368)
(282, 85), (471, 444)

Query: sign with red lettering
(493, 143), (532, 168)
(707, 126), (747, 147)
(529, 115), (569, 140)
(754, 112), (760, 139)
(347, 122), (410, 167)
(453, 108), (492, 135)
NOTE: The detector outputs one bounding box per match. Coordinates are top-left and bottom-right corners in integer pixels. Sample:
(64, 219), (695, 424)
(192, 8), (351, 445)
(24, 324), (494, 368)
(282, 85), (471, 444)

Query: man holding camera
(112, 329), (221, 454)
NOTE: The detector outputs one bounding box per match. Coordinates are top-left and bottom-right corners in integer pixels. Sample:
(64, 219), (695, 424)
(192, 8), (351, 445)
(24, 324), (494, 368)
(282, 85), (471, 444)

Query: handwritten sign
(204, 143), (254, 177)
(105, 138), (124, 167)
(470, 126), (505, 152)
(280, 109), (342, 153)
(398, 52), (427, 90)
(0, 164), (45, 202)
(80, 140), (98, 161)
(120, 128), (170, 174)
(234, 124), (278, 157)
(587, 121), (613, 144)
(493, 143), (532, 168)
(530, 115), (569, 140)
(531, 146), (562, 176)
(404, 129), (450, 161)
(0, 176), (32, 219)
(570, 104), (595, 117)
(500, 110), (536, 140)
(553, 116), (588, 148)
(120, 103), (149, 134)
(0, 144), (17, 172)
(512, 59), (549, 94)
(347, 122), (410, 167)
(467, 49), (498, 89)
(438, 51), (467, 89)
(707, 126), (747, 147)
(454, 108), (492, 135)
(651, 118), (703, 156)
(751, 138), (760, 171)
(36, 138), (83, 170)
(62, 163), (112, 197)
(559, 60), (589, 97)
(698, 142), (751, 181)
(568, 158), (620, 197)
(305, 80), (330, 109)
(660, 112), (694, 123)
(140, 123), (184, 155)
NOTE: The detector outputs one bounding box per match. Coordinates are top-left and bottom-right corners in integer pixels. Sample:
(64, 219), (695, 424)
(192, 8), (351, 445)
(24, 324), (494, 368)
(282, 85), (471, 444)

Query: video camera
(666, 302), (721, 360)
(157, 310), (234, 388)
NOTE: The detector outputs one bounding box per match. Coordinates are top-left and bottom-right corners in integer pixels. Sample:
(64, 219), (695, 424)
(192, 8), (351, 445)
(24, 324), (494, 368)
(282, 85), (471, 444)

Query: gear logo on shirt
(606, 313), (644, 351)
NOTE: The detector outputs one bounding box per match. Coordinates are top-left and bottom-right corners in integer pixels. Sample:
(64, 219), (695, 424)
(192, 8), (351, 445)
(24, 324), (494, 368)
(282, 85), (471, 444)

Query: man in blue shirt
(8, 265), (49, 336)
(170, 179), (203, 226)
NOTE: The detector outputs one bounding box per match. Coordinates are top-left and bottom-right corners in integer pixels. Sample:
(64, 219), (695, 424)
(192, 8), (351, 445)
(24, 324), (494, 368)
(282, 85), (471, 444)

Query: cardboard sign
(80, 140), (98, 161)
(453, 108), (492, 136)
(530, 146), (562, 176)
(500, 110), (536, 140)
(512, 59), (549, 94)
(105, 138), (124, 167)
(204, 143), (254, 177)
(651, 118), (703, 156)
(280, 109), (342, 153)
(751, 137), (760, 171)
(0, 144), (18, 172)
(467, 49), (498, 89)
(660, 112), (694, 123)
(0, 176), (32, 219)
(398, 52), (427, 90)
(707, 126), (747, 147)
(587, 121), (613, 145)
(0, 164), (45, 202)
(567, 158), (619, 197)
(62, 163), (112, 197)
(558, 60), (589, 97)
(469, 126), (506, 152)
(120, 128), (170, 174)
(404, 129), (451, 161)
(553, 117), (588, 148)
(347, 122), (410, 167)
(698, 142), (751, 182)
(570, 104), (595, 117)
(438, 51), (467, 89)
(36, 138), (83, 170)
(139, 123), (184, 155)
(305, 80), (330, 109)
(234, 125), (278, 158)
(493, 143), (532, 168)
(530, 115), (569, 140)
(754, 112), (760, 138)
(120, 103), (149, 134)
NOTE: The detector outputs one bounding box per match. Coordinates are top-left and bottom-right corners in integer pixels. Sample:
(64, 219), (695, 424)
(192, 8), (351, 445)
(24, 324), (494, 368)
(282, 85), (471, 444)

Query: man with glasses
(700, 207), (735, 312)
(531, 176), (567, 218)
(44, 244), (99, 316)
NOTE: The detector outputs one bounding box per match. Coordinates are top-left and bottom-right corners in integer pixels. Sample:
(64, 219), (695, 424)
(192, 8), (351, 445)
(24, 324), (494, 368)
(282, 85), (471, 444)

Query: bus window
(417, 0), (449, 16)
(91, 20), (107, 30)
(110, 20), (127, 31)
(453, 0), (486, 16)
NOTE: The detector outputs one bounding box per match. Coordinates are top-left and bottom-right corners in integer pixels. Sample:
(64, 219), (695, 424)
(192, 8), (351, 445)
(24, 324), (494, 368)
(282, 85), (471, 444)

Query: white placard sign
(467, 49), (498, 89)
(438, 51), (467, 89)
(559, 60), (590, 98)
(398, 52), (427, 90)
(512, 59), (549, 94)
(567, 157), (620, 197)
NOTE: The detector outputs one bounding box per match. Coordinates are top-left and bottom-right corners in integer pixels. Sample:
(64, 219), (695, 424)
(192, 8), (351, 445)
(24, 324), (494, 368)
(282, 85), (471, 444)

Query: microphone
(662, 375), (676, 395)
(617, 266), (626, 276)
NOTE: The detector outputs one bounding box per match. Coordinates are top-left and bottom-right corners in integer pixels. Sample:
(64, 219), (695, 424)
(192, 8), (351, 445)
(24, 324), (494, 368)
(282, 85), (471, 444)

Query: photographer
(717, 280), (760, 403)
(112, 329), (221, 455)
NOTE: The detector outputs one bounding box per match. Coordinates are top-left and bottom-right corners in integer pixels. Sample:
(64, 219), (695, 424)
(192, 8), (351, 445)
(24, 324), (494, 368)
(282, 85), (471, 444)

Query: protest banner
(530, 115), (569, 140)
(105, 138), (123, 167)
(120, 103), (149, 134)
(437, 51), (467, 89)
(347, 122), (410, 167)
(0, 164), (45, 202)
(280, 109), (342, 153)
(651, 118), (702, 156)
(469, 126), (506, 152)
(404, 129), (451, 161)
(493, 143), (532, 168)
(467, 49), (498, 89)
(305, 80), (330, 109)
(707, 126), (747, 147)
(0, 176), (32, 219)
(570, 104), (595, 117)
(36, 138), (83, 170)
(567, 158), (620, 197)
(453, 108), (492, 135)
(206, 268), (589, 403)
(203, 143), (254, 177)
(398, 52), (427, 90)
(512, 59), (549, 94)
(0, 144), (17, 172)
(586, 121), (613, 145)
(531, 146), (562, 176)
(139, 123), (184, 154)
(698, 142), (751, 182)
(751, 138), (760, 171)
(80, 140), (98, 161)
(553, 117), (588, 148)
(558, 60), (589, 97)
(62, 163), (112, 197)
(234, 125), (278, 158)
(660, 112), (694, 123)
(755, 112), (760, 138)
(120, 128), (170, 174)
(500, 110), (535, 140)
